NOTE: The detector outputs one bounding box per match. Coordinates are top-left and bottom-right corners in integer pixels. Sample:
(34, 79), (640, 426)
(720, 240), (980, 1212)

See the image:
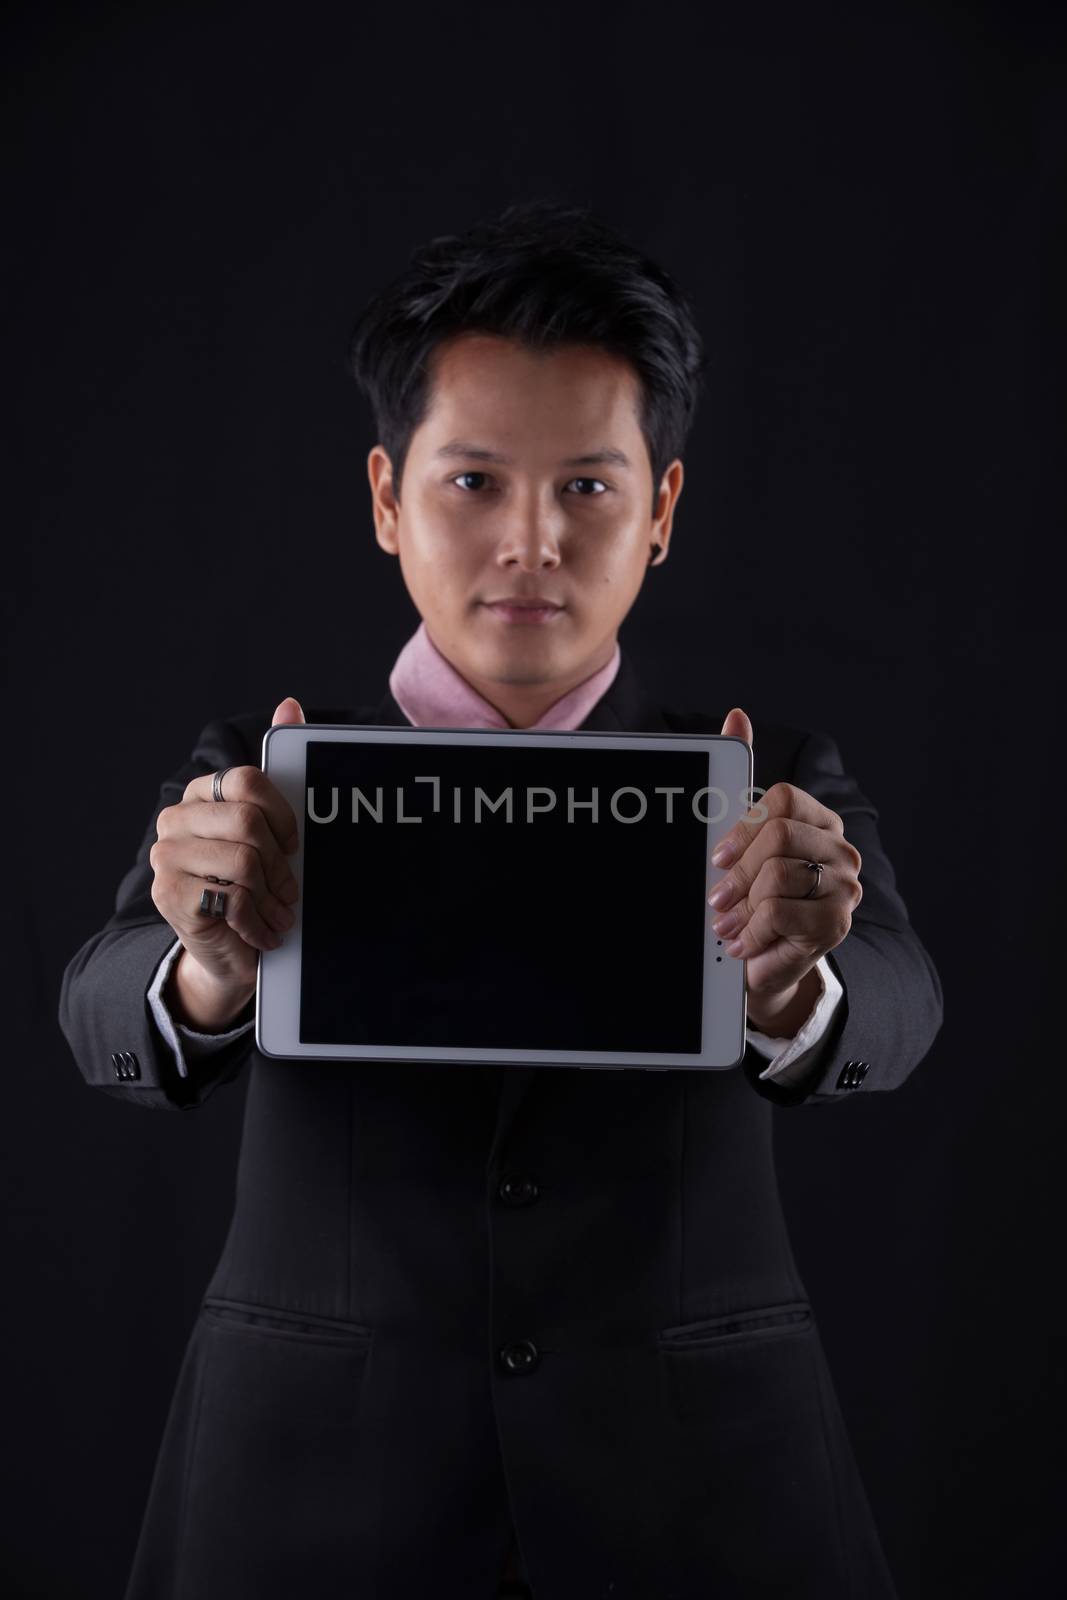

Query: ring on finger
(802, 860), (824, 899)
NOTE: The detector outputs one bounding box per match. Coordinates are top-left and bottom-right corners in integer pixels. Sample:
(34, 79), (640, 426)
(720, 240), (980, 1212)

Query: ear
(368, 444), (400, 555)
(649, 459), (684, 563)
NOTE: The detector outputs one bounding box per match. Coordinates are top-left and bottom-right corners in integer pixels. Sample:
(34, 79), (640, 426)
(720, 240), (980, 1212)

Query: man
(59, 199), (943, 1599)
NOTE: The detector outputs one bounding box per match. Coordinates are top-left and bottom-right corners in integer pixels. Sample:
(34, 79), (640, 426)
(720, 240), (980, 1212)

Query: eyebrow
(433, 439), (632, 470)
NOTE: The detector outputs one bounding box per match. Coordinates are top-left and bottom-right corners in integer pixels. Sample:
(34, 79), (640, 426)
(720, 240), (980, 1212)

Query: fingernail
(707, 880), (732, 908)
(725, 938), (744, 957)
(712, 840), (737, 868)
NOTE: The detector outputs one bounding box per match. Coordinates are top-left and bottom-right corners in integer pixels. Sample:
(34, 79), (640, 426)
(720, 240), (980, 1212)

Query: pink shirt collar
(388, 619), (621, 731)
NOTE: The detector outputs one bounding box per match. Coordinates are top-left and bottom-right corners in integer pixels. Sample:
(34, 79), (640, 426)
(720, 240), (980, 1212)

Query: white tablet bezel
(256, 724), (753, 1071)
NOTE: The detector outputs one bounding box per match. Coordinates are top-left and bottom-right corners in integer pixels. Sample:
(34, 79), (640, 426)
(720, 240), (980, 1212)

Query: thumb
(719, 705), (753, 746)
(271, 695), (306, 726)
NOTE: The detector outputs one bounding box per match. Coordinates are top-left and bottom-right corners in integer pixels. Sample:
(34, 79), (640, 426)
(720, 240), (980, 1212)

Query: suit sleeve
(57, 715), (261, 1111)
(740, 727), (944, 1109)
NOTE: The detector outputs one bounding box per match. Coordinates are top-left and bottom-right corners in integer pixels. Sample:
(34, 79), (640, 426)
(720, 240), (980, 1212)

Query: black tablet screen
(299, 739), (711, 1055)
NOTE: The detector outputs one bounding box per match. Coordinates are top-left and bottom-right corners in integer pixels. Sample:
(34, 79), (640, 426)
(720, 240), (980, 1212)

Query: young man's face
(368, 332), (684, 728)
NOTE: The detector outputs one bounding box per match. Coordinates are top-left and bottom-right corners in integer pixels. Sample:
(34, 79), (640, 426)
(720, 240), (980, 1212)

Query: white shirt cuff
(146, 937), (256, 1080)
(745, 954), (843, 1086)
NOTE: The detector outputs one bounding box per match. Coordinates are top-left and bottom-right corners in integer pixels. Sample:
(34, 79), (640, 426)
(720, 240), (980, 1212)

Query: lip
(483, 600), (565, 625)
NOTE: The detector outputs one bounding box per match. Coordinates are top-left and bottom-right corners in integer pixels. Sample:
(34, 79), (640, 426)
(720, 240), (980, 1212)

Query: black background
(4, 2), (1062, 1594)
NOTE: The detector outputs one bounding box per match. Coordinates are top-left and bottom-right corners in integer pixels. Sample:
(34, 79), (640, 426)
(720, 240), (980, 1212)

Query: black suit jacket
(58, 652), (942, 1599)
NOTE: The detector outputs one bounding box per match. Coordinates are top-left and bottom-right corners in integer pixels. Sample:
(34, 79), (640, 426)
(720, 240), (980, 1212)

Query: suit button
(499, 1340), (540, 1376)
(498, 1175), (539, 1207)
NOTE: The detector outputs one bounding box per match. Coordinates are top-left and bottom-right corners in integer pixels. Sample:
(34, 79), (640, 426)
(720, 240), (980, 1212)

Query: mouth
(482, 600), (565, 625)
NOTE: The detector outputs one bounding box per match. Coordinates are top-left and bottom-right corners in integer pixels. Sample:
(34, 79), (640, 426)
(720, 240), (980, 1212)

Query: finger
(272, 696), (305, 726)
(722, 895), (853, 965)
(714, 866), (862, 947)
(151, 835), (293, 941)
(187, 877), (281, 954)
(712, 780), (844, 871)
(708, 818), (857, 913)
(719, 706), (753, 745)
(152, 833), (295, 936)
(711, 854), (849, 935)
(158, 867), (283, 954)
(182, 764), (300, 854)
(168, 792), (300, 903)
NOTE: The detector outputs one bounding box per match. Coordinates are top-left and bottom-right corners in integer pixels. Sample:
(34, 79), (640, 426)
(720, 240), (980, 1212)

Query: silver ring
(212, 768), (231, 803)
(199, 888), (228, 918)
(802, 861), (824, 899)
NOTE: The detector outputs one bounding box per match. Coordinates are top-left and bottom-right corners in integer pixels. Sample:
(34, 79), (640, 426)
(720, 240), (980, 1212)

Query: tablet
(255, 723), (754, 1070)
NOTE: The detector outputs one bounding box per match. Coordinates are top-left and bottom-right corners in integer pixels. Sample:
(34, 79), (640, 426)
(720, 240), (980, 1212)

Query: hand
(149, 696), (306, 998)
(708, 708), (862, 1034)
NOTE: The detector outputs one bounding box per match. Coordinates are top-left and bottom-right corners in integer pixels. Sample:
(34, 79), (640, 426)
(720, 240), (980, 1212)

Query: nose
(494, 507), (563, 573)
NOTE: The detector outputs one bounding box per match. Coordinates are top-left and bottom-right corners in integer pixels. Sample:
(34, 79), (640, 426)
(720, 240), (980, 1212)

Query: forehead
(416, 333), (644, 456)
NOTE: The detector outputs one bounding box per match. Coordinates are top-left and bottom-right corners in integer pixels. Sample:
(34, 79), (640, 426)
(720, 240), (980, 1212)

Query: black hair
(346, 198), (708, 519)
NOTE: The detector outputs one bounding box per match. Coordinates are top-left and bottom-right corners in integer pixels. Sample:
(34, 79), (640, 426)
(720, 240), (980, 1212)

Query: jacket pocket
(654, 1299), (847, 1589)
(175, 1294), (377, 1592)
(200, 1294), (374, 1348)
(658, 1298), (813, 1350)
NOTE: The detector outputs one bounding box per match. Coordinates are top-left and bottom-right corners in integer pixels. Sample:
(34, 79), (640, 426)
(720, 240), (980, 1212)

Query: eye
(448, 473), (609, 496)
